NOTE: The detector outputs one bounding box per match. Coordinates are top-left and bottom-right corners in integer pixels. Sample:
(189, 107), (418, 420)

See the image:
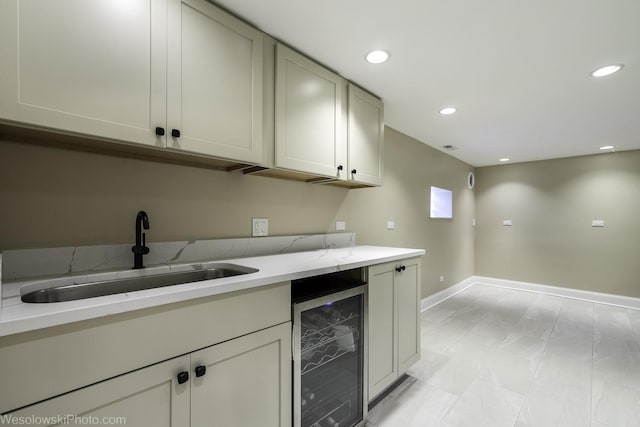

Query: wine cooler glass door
(293, 285), (367, 427)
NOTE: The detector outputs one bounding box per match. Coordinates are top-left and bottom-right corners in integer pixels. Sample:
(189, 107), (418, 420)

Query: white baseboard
(472, 276), (640, 310)
(420, 277), (476, 312)
(422, 276), (640, 311)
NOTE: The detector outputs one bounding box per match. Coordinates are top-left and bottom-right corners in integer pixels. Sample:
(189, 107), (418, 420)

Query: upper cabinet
(0, 0), (167, 148)
(0, 2), (381, 185)
(274, 43), (347, 179)
(0, 0), (263, 164)
(267, 43), (384, 186)
(347, 84), (384, 186)
(166, 0), (263, 163)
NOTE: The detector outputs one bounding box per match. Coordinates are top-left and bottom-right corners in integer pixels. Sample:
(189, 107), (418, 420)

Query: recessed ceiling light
(591, 64), (623, 77)
(365, 50), (389, 64)
(499, 158), (510, 162)
(600, 145), (615, 150)
(439, 107), (457, 115)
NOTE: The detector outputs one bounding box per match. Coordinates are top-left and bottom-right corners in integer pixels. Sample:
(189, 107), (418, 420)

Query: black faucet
(132, 210), (150, 269)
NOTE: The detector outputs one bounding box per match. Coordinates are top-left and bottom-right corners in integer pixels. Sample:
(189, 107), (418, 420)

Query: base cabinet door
(367, 258), (421, 401)
(190, 322), (292, 427)
(7, 356), (190, 427)
(367, 263), (398, 400)
(396, 261), (421, 373)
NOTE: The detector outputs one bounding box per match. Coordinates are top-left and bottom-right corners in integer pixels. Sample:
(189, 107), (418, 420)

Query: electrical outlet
(439, 275), (445, 283)
(252, 218), (268, 237)
(336, 221), (346, 231)
(592, 220), (605, 227)
(503, 219), (513, 226)
(387, 221), (395, 230)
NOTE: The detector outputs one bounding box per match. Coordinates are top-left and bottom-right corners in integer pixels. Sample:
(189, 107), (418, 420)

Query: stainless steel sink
(21, 263), (259, 303)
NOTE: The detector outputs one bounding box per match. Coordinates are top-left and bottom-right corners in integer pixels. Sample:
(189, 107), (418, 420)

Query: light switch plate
(503, 219), (513, 226)
(592, 220), (605, 227)
(252, 218), (268, 237)
(387, 221), (395, 230)
(335, 221), (346, 231)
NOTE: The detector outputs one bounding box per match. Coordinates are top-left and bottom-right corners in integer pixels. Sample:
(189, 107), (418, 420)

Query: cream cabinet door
(396, 259), (421, 373)
(367, 263), (398, 400)
(348, 84), (384, 186)
(275, 43), (346, 178)
(7, 356), (190, 427)
(166, 0), (263, 163)
(0, 0), (167, 148)
(367, 258), (421, 401)
(190, 322), (291, 427)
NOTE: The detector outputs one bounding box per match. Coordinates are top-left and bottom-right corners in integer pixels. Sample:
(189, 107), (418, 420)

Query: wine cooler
(292, 270), (367, 427)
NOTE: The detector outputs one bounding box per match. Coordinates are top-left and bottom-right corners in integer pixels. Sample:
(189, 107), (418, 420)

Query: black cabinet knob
(195, 365), (207, 377)
(395, 265), (406, 273)
(171, 129), (181, 138)
(337, 165), (344, 171)
(351, 169), (357, 175)
(401, 265), (406, 271)
(177, 371), (189, 384)
(155, 127), (165, 136)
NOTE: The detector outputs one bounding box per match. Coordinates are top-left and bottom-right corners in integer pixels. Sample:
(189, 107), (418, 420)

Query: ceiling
(214, 0), (640, 167)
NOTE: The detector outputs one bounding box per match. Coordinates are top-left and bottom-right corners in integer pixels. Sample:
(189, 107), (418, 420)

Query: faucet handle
(142, 233), (150, 254)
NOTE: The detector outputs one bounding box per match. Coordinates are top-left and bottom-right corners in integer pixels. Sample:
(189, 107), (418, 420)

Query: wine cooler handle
(291, 327), (296, 359)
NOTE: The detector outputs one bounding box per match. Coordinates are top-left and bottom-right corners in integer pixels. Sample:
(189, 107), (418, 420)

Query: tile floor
(366, 284), (640, 427)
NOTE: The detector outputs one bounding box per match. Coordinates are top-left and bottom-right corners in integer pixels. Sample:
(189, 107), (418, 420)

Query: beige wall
(336, 127), (476, 298)
(10, 127), (638, 300)
(475, 150), (640, 298)
(0, 139), (349, 248)
(0, 126), (476, 299)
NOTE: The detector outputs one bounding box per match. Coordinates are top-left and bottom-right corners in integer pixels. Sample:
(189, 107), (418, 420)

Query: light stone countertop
(0, 245), (424, 337)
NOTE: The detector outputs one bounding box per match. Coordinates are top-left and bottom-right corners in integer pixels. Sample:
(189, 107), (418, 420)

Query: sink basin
(21, 263), (259, 303)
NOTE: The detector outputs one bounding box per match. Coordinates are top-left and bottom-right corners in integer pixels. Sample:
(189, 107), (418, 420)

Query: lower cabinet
(367, 258), (421, 401)
(190, 322), (291, 427)
(7, 355), (190, 427)
(7, 323), (291, 427)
